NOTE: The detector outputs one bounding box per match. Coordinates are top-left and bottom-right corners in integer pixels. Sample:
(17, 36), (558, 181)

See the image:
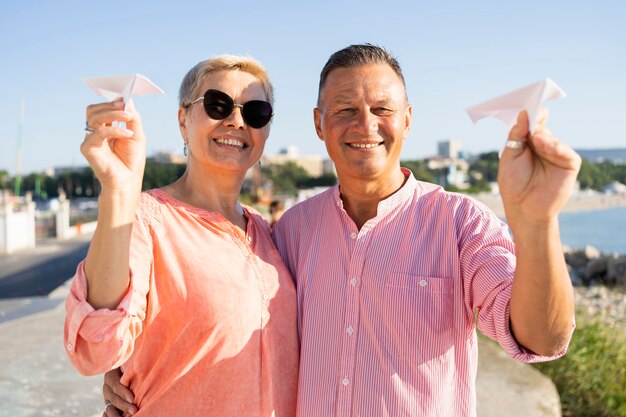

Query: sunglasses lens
(243, 101), (273, 128)
(203, 90), (233, 120)
(202, 89), (272, 128)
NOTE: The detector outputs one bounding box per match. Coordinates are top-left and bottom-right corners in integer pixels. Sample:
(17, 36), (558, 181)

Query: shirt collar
(331, 167), (420, 219)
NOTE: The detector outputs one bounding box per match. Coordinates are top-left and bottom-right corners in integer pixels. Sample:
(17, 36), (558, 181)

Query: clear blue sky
(1, 1), (624, 175)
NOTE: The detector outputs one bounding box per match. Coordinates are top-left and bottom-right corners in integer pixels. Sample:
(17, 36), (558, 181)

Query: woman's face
(179, 70), (270, 175)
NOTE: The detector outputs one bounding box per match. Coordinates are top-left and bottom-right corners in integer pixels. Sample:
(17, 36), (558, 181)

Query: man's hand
(500, 109), (579, 356)
(102, 368), (138, 417)
(498, 109), (581, 227)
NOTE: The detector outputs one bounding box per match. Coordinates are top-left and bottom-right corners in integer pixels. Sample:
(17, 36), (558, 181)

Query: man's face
(314, 64), (412, 183)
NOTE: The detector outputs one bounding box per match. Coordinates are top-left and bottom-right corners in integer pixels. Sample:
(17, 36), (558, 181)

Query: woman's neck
(163, 165), (247, 229)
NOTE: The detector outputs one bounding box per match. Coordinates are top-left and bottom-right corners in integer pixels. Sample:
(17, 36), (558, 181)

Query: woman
(64, 55), (299, 416)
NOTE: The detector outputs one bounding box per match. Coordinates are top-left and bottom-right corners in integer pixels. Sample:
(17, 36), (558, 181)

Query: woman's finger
(86, 99), (132, 132)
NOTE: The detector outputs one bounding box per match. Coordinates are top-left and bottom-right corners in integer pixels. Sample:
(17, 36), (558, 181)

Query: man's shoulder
(414, 181), (496, 217)
(277, 187), (336, 228)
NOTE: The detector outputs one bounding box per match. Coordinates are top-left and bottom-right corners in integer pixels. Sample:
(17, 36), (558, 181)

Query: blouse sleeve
(64, 195), (157, 375)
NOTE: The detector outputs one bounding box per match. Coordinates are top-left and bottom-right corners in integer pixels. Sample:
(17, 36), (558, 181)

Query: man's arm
(498, 110), (580, 356)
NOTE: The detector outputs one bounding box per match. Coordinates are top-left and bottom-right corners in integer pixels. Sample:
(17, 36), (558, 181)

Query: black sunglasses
(185, 89), (273, 129)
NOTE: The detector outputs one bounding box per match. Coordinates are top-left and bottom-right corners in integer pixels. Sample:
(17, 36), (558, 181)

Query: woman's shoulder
(136, 189), (165, 230)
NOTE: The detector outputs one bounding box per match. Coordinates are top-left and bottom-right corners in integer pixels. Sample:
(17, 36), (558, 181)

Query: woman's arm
(80, 98), (146, 308)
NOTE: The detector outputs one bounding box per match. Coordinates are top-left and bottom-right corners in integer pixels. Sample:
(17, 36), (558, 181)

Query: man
(103, 44), (579, 416)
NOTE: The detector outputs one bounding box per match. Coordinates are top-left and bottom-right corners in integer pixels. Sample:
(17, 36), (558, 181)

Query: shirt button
(67, 343), (73, 351)
(347, 326), (354, 335)
(419, 279), (428, 287)
(350, 232), (357, 239)
(342, 377), (350, 386)
(350, 277), (357, 287)
(247, 236), (253, 242)
(262, 294), (269, 301)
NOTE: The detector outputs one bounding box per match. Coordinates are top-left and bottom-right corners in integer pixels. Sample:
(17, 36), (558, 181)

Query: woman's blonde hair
(179, 54), (274, 109)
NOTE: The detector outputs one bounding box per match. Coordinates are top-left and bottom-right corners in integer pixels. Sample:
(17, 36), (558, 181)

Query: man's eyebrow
(327, 93), (354, 104)
(327, 93), (395, 106)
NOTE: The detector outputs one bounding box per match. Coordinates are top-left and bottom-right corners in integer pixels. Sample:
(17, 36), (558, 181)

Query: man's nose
(354, 110), (378, 135)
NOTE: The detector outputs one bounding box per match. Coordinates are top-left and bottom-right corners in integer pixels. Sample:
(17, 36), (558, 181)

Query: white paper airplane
(465, 78), (566, 134)
(82, 74), (164, 108)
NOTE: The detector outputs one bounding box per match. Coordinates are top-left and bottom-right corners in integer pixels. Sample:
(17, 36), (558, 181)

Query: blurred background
(0, 1), (624, 416)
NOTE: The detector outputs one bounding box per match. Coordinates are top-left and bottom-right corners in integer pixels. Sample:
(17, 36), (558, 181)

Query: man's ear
(313, 108), (324, 141)
(178, 107), (188, 141)
(403, 104), (413, 138)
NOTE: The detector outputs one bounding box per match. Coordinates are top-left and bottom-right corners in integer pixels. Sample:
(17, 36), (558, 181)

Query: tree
(400, 160), (436, 183)
(261, 162), (311, 195)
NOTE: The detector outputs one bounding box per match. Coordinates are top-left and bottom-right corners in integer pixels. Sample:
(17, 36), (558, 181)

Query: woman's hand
(81, 98), (146, 195)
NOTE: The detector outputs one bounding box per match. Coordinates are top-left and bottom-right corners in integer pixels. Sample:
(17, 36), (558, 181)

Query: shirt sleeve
(271, 207), (300, 281)
(459, 200), (571, 363)
(63, 204), (154, 376)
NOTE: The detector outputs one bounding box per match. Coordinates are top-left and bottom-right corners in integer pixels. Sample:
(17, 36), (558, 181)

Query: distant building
(429, 138), (469, 188)
(438, 138), (461, 159)
(149, 151), (186, 164)
(46, 165), (88, 176)
(603, 181), (626, 195)
(263, 147), (334, 177)
(426, 157), (470, 189)
(576, 148), (626, 164)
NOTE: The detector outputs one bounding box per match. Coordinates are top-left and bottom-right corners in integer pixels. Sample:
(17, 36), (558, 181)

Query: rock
(586, 256), (609, 280)
(607, 256), (626, 287)
(565, 245), (601, 269)
(568, 265), (584, 286)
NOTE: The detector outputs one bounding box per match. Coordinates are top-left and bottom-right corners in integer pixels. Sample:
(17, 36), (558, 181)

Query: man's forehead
(321, 64), (405, 102)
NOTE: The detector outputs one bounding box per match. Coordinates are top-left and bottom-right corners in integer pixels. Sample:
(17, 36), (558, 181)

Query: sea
(558, 206), (626, 254)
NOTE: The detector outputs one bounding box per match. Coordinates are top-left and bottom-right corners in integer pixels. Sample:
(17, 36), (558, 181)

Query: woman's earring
(183, 142), (188, 157)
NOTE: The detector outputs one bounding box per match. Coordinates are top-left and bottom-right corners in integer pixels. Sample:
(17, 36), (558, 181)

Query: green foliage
(257, 162), (338, 195)
(298, 172), (338, 188)
(401, 160), (436, 183)
(532, 318), (626, 417)
(577, 159), (626, 190)
(464, 151), (498, 193)
(142, 162), (186, 190)
(261, 162), (311, 195)
(470, 151), (499, 182)
(0, 169), (9, 189)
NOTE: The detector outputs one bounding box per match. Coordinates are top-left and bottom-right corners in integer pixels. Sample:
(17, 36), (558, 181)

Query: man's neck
(338, 167), (406, 230)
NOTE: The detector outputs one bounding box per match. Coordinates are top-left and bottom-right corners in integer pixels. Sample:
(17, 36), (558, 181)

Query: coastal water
(558, 206), (626, 253)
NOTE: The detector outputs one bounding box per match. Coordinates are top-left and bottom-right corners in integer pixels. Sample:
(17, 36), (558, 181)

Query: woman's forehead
(198, 70), (265, 97)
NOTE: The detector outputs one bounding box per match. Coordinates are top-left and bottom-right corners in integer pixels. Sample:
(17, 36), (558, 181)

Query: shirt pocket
(383, 273), (455, 364)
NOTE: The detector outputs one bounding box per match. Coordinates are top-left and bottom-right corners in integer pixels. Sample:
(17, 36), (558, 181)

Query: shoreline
(471, 193), (626, 218)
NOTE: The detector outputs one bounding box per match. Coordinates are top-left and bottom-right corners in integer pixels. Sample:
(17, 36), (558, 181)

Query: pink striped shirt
(273, 168), (564, 417)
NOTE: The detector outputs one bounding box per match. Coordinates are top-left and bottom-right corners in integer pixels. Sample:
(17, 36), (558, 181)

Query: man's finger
(103, 383), (138, 415)
(529, 131), (582, 171)
(103, 400), (123, 417)
(508, 110), (530, 141)
(103, 368), (138, 414)
(534, 107), (549, 133)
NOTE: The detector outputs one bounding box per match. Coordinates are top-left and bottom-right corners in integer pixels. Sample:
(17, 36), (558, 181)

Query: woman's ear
(178, 107), (188, 140)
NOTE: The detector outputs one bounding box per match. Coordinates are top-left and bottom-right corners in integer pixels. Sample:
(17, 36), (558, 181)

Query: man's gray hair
(317, 44), (407, 104)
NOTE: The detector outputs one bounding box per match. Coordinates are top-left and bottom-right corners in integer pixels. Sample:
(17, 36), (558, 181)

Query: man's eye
(338, 108), (356, 114)
(373, 107), (394, 116)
